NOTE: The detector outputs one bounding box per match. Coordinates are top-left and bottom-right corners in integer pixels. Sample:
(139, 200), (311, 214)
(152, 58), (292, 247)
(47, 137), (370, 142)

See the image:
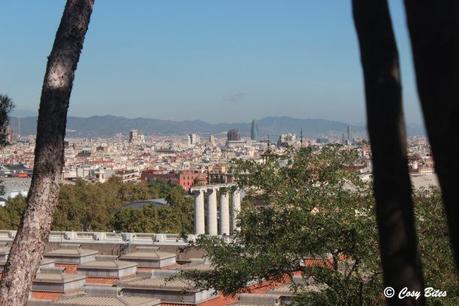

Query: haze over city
(1, 0), (423, 124)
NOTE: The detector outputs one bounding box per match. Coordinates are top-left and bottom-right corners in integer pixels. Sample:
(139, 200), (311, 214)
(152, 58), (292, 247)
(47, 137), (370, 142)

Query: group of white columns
(193, 186), (241, 236)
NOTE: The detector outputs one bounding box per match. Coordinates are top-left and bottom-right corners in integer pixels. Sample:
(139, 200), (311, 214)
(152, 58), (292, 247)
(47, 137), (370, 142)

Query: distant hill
(8, 115), (423, 138)
(11, 109), (37, 118)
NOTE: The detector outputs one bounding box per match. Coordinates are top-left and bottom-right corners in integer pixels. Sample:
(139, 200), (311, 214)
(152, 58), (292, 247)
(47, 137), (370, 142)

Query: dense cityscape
(0, 121), (436, 204)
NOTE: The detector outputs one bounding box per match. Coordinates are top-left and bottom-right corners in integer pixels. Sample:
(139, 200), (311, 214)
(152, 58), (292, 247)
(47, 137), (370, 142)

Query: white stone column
(194, 190), (205, 235)
(231, 189), (241, 233)
(220, 192), (230, 235)
(207, 188), (218, 236)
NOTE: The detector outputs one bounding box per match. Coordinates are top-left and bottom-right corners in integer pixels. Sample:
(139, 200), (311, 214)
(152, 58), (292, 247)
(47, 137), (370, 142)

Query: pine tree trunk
(404, 0), (459, 270)
(0, 1), (94, 305)
(352, 1), (425, 304)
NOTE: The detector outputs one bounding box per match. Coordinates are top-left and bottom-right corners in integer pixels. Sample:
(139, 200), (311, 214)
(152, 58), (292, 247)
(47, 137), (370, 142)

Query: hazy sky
(1, 0), (423, 124)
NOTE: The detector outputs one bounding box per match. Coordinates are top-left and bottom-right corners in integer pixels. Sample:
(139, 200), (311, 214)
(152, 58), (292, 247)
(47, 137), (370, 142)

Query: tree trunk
(352, 1), (425, 305)
(403, 0), (459, 270)
(0, 1), (94, 305)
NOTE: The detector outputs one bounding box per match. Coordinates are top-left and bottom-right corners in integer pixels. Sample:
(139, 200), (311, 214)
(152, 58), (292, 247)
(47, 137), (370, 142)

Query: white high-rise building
(208, 135), (216, 146)
(129, 129), (144, 145)
(187, 133), (200, 146)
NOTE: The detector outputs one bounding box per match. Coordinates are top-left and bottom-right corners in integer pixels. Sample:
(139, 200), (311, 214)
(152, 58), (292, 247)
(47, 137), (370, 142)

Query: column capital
(192, 189), (204, 196)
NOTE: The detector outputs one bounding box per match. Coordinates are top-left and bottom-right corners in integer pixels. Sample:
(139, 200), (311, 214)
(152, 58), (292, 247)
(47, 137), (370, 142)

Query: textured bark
(0, 1), (94, 305)
(352, 1), (425, 305)
(404, 0), (459, 270)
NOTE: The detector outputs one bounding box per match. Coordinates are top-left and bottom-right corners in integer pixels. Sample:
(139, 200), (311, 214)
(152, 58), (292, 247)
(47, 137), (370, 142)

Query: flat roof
(45, 248), (98, 258)
(177, 262), (211, 272)
(119, 277), (197, 291)
(78, 259), (137, 270)
(0, 246), (10, 255)
(34, 272), (85, 284)
(124, 199), (168, 209)
(51, 296), (160, 306)
(120, 251), (176, 261)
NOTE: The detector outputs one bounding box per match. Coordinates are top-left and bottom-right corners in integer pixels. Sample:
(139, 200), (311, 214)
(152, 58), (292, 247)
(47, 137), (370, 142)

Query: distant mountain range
(9, 115), (425, 138)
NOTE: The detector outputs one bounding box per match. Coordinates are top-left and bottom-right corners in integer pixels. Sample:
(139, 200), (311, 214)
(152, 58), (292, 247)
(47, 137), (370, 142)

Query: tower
(129, 129), (139, 144)
(129, 129), (144, 145)
(188, 133), (200, 145)
(208, 135), (215, 145)
(267, 134), (271, 152)
(227, 129), (241, 141)
(250, 119), (258, 141)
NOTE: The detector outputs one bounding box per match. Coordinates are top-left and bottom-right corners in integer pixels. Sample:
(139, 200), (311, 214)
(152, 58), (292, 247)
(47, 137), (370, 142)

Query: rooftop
(119, 277), (197, 291)
(49, 296), (160, 306)
(177, 262), (212, 272)
(120, 250), (176, 261)
(124, 199), (168, 209)
(78, 258), (137, 270)
(35, 271), (86, 284)
(45, 248), (98, 258)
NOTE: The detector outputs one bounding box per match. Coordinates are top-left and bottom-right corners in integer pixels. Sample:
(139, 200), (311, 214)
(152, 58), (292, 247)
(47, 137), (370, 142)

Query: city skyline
(1, 0), (423, 124)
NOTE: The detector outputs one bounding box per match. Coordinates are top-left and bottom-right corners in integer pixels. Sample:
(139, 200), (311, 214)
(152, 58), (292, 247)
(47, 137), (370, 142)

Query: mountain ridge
(9, 115), (423, 138)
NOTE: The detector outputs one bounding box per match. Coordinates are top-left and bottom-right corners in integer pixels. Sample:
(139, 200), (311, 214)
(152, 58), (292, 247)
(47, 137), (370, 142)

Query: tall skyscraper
(208, 135), (216, 145)
(347, 125), (352, 142)
(227, 129), (241, 141)
(277, 133), (296, 147)
(250, 119), (258, 141)
(188, 133), (200, 145)
(129, 129), (139, 144)
(129, 129), (144, 144)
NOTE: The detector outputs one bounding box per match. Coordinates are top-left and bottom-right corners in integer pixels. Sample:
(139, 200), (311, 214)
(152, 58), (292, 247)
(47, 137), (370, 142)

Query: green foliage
(118, 179), (156, 202)
(181, 145), (459, 305)
(165, 185), (194, 234)
(415, 188), (459, 305)
(149, 179), (174, 198)
(0, 195), (27, 229)
(0, 178), (193, 234)
(0, 94), (14, 148)
(111, 207), (159, 232)
(110, 185), (193, 234)
(182, 146), (384, 305)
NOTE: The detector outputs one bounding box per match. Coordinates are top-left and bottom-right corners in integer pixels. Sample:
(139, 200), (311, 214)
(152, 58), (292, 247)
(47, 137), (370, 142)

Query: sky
(0, 0), (423, 125)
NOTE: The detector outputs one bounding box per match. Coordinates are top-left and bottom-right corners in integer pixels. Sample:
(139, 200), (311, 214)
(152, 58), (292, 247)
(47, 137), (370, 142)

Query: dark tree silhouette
(0, 94), (14, 148)
(352, 1), (425, 304)
(0, 94), (14, 198)
(0, 1), (94, 305)
(404, 0), (459, 270)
